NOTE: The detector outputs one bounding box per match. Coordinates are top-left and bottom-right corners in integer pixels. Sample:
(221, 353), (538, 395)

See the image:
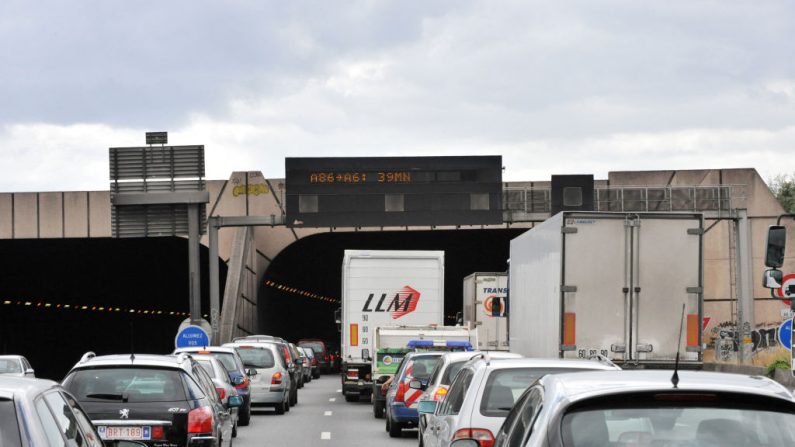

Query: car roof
(466, 357), (621, 372)
(71, 353), (191, 370)
(224, 341), (281, 350)
(539, 370), (795, 403)
(0, 376), (59, 398)
(0, 355), (25, 360)
(174, 346), (238, 355)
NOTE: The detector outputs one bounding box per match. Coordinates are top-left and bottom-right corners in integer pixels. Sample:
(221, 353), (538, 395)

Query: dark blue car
(385, 352), (446, 438)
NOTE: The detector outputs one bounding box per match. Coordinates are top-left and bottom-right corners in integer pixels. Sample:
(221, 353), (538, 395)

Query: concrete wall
(0, 191), (111, 239)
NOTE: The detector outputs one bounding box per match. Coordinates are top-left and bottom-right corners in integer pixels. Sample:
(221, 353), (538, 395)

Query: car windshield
(0, 359), (22, 374)
(480, 368), (590, 417)
(303, 348), (315, 359)
(65, 368), (187, 403)
(235, 347), (276, 368)
(561, 403), (795, 446)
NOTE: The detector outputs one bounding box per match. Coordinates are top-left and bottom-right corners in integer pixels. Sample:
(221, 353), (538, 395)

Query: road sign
(175, 325), (210, 349)
(779, 319), (792, 351)
(775, 273), (795, 306)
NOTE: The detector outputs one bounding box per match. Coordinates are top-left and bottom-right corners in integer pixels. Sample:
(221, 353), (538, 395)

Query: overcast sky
(1, 0), (794, 191)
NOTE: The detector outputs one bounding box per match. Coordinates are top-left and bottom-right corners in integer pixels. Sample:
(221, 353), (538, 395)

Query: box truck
(509, 212), (704, 367)
(341, 250), (444, 401)
(371, 324), (476, 418)
(463, 272), (509, 351)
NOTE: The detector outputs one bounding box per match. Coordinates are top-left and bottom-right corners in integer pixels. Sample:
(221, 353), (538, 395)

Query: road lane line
(321, 432), (331, 440)
(329, 397), (336, 402)
(336, 389), (342, 392)
(324, 411), (332, 416)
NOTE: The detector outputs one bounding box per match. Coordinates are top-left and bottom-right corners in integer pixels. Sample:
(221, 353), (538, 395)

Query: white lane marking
(336, 389), (342, 393)
(329, 397), (336, 402)
(324, 411), (332, 416)
(321, 432), (331, 440)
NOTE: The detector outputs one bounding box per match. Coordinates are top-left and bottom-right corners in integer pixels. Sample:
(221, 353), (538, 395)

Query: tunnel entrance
(0, 237), (226, 380)
(259, 228), (527, 349)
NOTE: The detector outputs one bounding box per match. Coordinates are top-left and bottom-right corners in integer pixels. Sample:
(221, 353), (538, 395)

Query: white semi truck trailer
(341, 250), (444, 401)
(462, 272), (509, 351)
(509, 212), (704, 367)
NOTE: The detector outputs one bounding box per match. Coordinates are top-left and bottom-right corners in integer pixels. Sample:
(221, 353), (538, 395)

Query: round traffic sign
(775, 273), (795, 306)
(779, 319), (792, 351)
(175, 325), (210, 349)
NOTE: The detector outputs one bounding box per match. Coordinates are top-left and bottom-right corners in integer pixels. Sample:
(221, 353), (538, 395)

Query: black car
(63, 352), (240, 447)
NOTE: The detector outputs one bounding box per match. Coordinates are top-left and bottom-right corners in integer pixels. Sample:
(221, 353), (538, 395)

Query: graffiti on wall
(708, 320), (790, 362)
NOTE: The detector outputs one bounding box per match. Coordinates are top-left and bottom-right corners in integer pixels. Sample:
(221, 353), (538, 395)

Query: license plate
(97, 426), (151, 440)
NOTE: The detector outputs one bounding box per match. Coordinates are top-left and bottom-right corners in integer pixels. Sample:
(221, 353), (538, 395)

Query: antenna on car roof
(671, 303), (686, 389)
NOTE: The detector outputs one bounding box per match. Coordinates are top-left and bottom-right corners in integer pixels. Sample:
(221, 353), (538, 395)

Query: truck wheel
(344, 394), (358, 402)
(373, 401), (385, 419)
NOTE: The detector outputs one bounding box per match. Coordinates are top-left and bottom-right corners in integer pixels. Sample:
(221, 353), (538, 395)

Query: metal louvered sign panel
(109, 145), (209, 238)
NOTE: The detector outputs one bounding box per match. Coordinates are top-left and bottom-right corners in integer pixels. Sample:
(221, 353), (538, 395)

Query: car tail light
(434, 386), (448, 401)
(197, 350), (212, 354)
(346, 369), (358, 380)
(323, 353), (329, 361)
(151, 426), (165, 440)
(453, 428), (495, 447)
(216, 387), (226, 400)
(330, 354), (336, 361)
(395, 381), (405, 403)
(311, 358), (318, 366)
(282, 346), (292, 363)
(188, 407), (214, 434)
(234, 375), (249, 390)
(272, 372), (283, 385)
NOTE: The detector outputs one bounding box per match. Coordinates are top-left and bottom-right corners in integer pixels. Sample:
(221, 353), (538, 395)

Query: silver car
(485, 370), (795, 447)
(192, 355), (240, 437)
(420, 357), (620, 447)
(0, 355), (34, 377)
(223, 341), (292, 414)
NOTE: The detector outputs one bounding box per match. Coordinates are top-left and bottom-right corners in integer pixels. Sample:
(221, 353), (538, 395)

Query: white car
(420, 357), (620, 447)
(0, 355), (34, 378)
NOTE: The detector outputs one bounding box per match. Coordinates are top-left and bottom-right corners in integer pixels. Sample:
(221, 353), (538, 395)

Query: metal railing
(502, 185), (746, 215)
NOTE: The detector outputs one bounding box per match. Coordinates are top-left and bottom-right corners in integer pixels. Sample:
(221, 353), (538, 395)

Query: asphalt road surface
(234, 375), (418, 447)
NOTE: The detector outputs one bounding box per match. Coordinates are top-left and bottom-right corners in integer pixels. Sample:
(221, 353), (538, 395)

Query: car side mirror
(764, 269), (784, 289)
(766, 225), (787, 268)
(228, 395), (243, 408)
(246, 368), (258, 376)
(409, 380), (425, 390)
(25, 368), (34, 376)
(231, 375), (245, 386)
(417, 400), (438, 415)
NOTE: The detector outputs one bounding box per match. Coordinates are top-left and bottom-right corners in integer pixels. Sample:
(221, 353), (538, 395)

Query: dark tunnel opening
(259, 228), (527, 350)
(0, 237), (227, 380)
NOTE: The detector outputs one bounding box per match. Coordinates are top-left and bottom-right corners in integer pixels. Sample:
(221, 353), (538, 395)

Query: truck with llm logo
(340, 250), (444, 403)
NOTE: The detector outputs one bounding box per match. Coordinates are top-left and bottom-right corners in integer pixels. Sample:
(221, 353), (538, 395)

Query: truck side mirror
(765, 225), (787, 268)
(763, 269), (784, 289)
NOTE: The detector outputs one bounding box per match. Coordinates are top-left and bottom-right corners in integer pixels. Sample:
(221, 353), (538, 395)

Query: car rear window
(401, 355), (441, 381)
(442, 360), (467, 385)
(300, 342), (325, 355)
(0, 359), (22, 374)
(480, 368), (589, 417)
(0, 398), (21, 446)
(196, 360), (216, 379)
(65, 368), (187, 403)
(235, 347), (276, 368)
(560, 393), (795, 446)
(212, 353), (239, 372)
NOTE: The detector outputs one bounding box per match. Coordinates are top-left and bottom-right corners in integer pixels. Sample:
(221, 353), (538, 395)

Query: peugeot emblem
(119, 409), (130, 419)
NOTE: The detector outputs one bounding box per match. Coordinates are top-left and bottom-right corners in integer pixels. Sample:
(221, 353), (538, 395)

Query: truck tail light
(187, 406), (214, 434)
(686, 313), (699, 347)
(434, 386), (448, 401)
(346, 369), (359, 380)
(272, 372), (283, 385)
(216, 387), (226, 400)
(453, 428), (495, 447)
(563, 312), (576, 346)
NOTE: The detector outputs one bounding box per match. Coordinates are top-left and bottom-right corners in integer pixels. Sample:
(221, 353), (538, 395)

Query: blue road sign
(175, 325), (210, 349)
(778, 319), (792, 351)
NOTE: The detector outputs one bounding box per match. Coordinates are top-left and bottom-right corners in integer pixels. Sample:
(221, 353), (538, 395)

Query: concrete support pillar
(188, 203), (202, 324)
(735, 209), (755, 364)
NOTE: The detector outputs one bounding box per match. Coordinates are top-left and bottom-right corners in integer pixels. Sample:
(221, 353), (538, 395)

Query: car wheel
(238, 404), (250, 426)
(232, 421), (237, 438)
(313, 371), (320, 379)
(275, 400), (287, 415)
(373, 401), (385, 419)
(290, 387), (298, 406)
(388, 417), (403, 438)
(385, 412), (391, 432)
